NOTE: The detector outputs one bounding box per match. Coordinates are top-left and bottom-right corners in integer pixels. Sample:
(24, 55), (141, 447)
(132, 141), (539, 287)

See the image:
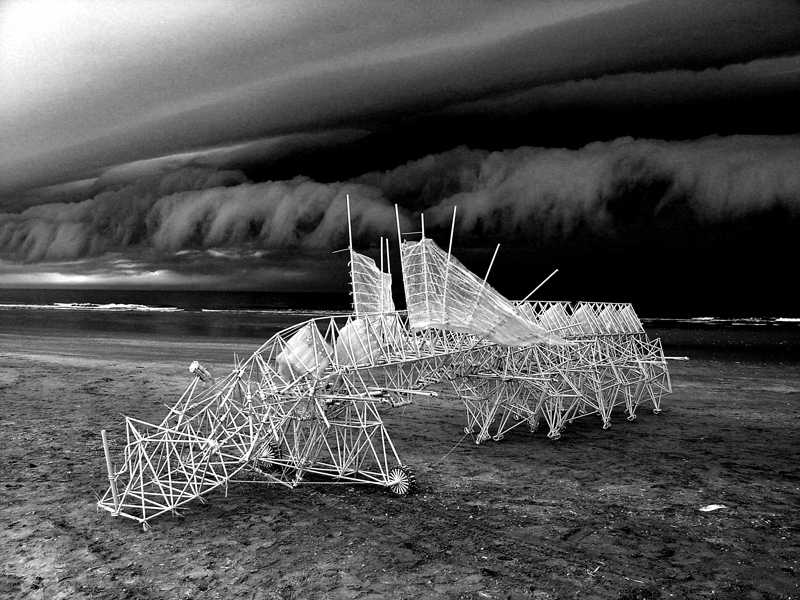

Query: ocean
(0, 288), (349, 340)
(1, 288), (799, 364)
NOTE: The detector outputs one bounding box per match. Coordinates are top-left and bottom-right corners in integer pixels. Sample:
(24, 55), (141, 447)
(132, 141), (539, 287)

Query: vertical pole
(394, 204), (411, 340)
(381, 237), (394, 316)
(394, 204), (406, 296)
(394, 204), (402, 256)
(379, 236), (385, 313)
(442, 206), (457, 319)
(101, 430), (120, 515)
(420, 212), (430, 319)
(385, 238), (393, 317)
(346, 194), (359, 317)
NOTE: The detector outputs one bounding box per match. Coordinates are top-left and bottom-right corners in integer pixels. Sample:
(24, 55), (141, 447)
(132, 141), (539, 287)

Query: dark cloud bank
(1, 135), (798, 315)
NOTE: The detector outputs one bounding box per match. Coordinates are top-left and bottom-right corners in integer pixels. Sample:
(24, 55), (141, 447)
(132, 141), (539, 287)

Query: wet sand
(1, 332), (798, 599)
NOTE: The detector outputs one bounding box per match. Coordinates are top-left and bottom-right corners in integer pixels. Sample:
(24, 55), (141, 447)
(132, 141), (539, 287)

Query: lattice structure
(447, 300), (673, 441)
(98, 200), (676, 526)
(98, 242), (496, 526)
(393, 207), (673, 444)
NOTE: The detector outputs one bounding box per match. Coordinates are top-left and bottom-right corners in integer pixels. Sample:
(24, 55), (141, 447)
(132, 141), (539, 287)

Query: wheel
(253, 440), (282, 474)
(387, 465), (416, 496)
(258, 440), (282, 461)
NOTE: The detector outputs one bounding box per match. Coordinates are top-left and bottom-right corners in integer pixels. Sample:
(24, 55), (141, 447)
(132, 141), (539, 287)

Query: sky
(1, 0), (799, 314)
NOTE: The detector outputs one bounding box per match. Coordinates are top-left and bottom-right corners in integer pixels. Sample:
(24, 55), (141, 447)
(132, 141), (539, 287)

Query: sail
(400, 238), (565, 346)
(276, 323), (332, 381)
(350, 251), (395, 315)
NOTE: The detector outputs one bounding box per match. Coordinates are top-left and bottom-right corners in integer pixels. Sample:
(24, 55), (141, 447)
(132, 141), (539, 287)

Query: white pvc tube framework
(95, 201), (676, 527)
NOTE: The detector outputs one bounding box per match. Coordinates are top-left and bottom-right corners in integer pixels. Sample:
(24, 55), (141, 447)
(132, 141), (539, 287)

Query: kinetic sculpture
(98, 197), (676, 527)
(453, 300), (672, 442)
(395, 208), (672, 442)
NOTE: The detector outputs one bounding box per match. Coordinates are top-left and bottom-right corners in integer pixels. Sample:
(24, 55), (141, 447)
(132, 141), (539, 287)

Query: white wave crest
(0, 302), (181, 312)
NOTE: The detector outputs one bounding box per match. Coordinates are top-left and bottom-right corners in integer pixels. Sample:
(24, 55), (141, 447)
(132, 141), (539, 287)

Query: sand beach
(1, 323), (798, 599)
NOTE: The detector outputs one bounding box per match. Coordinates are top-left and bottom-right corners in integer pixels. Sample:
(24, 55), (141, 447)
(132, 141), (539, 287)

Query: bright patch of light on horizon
(0, 251), (342, 290)
(0, 269), (174, 287)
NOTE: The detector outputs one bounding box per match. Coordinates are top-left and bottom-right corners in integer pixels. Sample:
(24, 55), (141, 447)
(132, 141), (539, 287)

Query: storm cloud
(1, 135), (798, 269)
(3, 0), (800, 193)
(386, 136), (800, 240)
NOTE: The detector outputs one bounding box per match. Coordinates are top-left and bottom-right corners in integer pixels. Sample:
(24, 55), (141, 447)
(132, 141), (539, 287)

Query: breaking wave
(0, 303), (339, 315)
(0, 302), (182, 312)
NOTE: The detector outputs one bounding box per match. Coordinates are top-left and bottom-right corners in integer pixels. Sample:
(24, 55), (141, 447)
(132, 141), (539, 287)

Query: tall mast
(420, 212), (430, 320)
(442, 206), (457, 319)
(346, 194), (359, 317)
(384, 237), (392, 314)
(394, 204), (405, 298)
(394, 204), (403, 258)
(379, 236), (384, 313)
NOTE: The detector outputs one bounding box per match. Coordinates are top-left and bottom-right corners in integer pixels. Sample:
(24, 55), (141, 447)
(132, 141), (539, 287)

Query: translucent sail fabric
(400, 238), (566, 346)
(536, 303), (578, 337)
(334, 317), (381, 366)
(276, 323), (332, 381)
(571, 304), (598, 335)
(350, 251), (395, 315)
(619, 305), (644, 333)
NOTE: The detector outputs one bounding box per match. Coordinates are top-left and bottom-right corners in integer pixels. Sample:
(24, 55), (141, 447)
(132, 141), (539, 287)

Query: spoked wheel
(386, 465), (417, 496)
(259, 441), (282, 461)
(254, 440), (282, 473)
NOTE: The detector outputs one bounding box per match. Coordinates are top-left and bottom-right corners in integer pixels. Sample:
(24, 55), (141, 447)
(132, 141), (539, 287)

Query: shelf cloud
(1, 0), (798, 300)
(1, 136), (797, 272)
